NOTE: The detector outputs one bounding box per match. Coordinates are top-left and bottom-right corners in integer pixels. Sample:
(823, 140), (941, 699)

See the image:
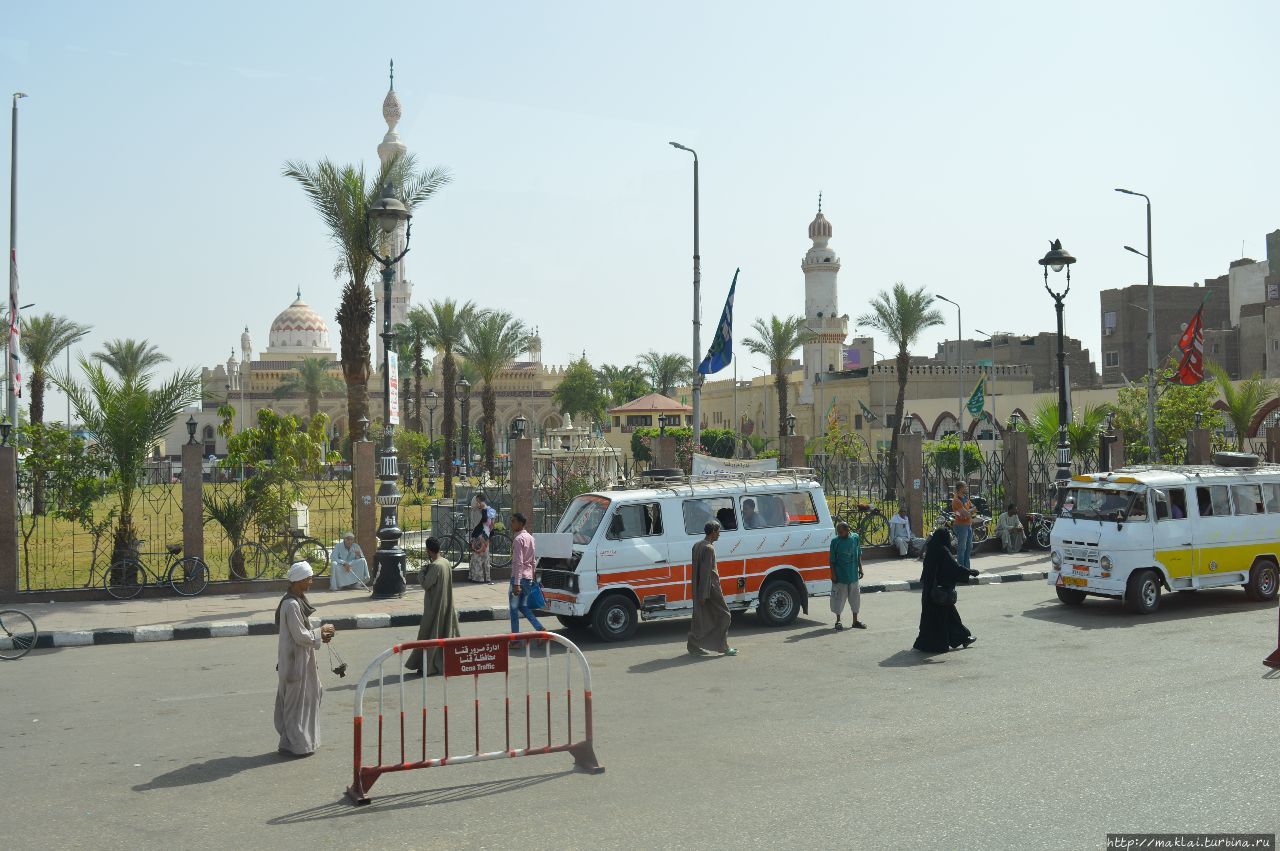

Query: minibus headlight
(1051, 551), (1062, 568)
(1100, 555), (1112, 571)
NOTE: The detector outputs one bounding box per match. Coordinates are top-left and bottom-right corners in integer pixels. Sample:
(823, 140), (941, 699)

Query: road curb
(31, 573), (1048, 649)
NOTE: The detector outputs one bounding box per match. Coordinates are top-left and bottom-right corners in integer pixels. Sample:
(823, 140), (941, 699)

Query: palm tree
(741, 316), (816, 442)
(1023, 399), (1113, 459)
(273, 357), (344, 421)
(1211, 364), (1276, 451)
(58, 358), (202, 565)
(459, 311), (531, 475)
(283, 153), (451, 441)
(394, 305), (434, 433)
(638, 351), (693, 397)
(420, 299), (477, 498)
(597, 363), (649, 407)
(92, 338), (168, 383)
(856, 283), (944, 495)
(20, 313), (91, 516)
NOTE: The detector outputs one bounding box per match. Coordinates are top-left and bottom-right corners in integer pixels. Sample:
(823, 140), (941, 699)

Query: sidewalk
(11, 549), (1049, 649)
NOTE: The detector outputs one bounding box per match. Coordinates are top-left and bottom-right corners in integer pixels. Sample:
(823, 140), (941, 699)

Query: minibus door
(598, 502), (672, 608)
(1152, 487), (1196, 584)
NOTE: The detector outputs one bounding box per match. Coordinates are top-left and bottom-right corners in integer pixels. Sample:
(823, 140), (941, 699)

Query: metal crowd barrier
(346, 631), (604, 805)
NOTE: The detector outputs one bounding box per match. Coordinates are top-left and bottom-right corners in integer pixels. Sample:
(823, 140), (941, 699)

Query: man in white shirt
(995, 504), (1026, 554)
(888, 506), (914, 558)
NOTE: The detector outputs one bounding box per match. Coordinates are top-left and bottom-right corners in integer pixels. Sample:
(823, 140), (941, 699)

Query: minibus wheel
(1055, 587), (1086, 606)
(1124, 569), (1161, 614)
(757, 579), (801, 627)
(590, 594), (638, 642)
(1245, 560), (1279, 602)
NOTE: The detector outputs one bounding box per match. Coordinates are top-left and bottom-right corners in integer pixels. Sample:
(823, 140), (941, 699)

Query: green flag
(965, 375), (985, 417)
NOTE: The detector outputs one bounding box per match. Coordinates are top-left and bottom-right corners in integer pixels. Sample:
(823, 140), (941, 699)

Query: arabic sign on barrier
(444, 638), (509, 677)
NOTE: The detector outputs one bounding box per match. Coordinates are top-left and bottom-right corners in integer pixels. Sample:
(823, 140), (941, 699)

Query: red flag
(1171, 305), (1204, 386)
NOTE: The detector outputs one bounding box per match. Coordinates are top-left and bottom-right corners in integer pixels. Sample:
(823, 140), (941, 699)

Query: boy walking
(830, 521), (865, 630)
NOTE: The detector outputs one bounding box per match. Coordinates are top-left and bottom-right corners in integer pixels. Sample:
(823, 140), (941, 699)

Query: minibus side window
(740, 495), (784, 529)
(682, 497), (738, 535)
(1232, 484), (1264, 516)
(1127, 492), (1148, 520)
(1266, 484), (1280, 514)
(1196, 486), (1230, 517)
(1168, 488), (1187, 519)
(606, 503), (663, 540)
(780, 491), (819, 525)
(1153, 489), (1169, 520)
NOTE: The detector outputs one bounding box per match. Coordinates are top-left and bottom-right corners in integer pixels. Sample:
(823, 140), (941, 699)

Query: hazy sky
(3, 1), (1278, 420)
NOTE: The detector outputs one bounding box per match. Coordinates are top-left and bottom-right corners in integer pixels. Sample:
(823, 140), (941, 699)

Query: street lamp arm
(1114, 187), (1150, 203)
(1124, 245), (1148, 259)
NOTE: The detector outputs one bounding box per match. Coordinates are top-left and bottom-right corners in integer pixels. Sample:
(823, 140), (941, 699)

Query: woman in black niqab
(913, 528), (980, 653)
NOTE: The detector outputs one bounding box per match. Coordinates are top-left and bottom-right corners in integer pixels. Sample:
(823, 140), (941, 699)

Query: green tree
(597, 363), (649, 408)
(1020, 399), (1114, 460)
(220, 408), (338, 543)
(741, 315), (816, 442)
(856, 283), (944, 496)
(925, 434), (984, 477)
(638, 351), (693, 397)
(19, 313), (91, 515)
(419, 298), (476, 498)
(273, 356), (344, 421)
(283, 153), (451, 442)
(15, 423), (113, 588)
(394, 305), (434, 432)
(1210, 364), (1275, 451)
(1112, 361), (1225, 463)
(554, 356), (606, 422)
(203, 490), (259, 580)
(458, 310), (531, 475)
(58, 358), (203, 563)
(91, 338), (169, 383)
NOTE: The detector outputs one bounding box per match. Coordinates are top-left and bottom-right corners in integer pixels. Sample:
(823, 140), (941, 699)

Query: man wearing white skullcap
(274, 561), (335, 756)
(329, 532), (370, 591)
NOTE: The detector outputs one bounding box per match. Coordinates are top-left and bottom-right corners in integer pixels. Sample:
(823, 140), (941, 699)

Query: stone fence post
(1002, 431), (1029, 518)
(897, 433), (924, 540)
(511, 437), (533, 522)
(353, 439), (377, 560)
(1266, 429), (1280, 463)
(1186, 429), (1211, 465)
(0, 446), (16, 593)
(783, 435), (806, 469)
(181, 442), (204, 562)
(651, 436), (676, 470)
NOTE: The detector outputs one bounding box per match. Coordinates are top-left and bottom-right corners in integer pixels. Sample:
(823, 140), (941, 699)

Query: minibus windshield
(557, 495), (612, 544)
(1064, 486), (1141, 521)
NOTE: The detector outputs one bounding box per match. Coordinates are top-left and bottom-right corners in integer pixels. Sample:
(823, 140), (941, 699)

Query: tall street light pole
(1039, 239), (1077, 483)
(669, 142), (701, 451)
(975, 328), (997, 454)
(366, 183), (413, 599)
(936, 295), (965, 482)
(8, 92), (27, 430)
(1116, 188), (1157, 462)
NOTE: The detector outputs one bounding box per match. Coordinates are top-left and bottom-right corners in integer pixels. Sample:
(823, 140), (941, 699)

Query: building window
(1103, 311), (1116, 333)
(854, 414), (864, 430)
(625, 414), (652, 427)
(1104, 351), (1119, 368)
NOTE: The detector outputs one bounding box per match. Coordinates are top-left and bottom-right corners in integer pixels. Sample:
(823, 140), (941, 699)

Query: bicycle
(230, 529), (330, 581)
(836, 502), (890, 547)
(105, 542), (211, 600)
(432, 510), (512, 570)
(0, 609), (37, 660)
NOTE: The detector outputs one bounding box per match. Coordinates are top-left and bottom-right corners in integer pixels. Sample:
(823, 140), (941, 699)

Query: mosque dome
(268, 293), (331, 352)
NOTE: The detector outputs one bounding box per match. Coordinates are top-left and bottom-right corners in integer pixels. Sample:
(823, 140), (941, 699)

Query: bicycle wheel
(169, 557), (210, 596)
(860, 513), (890, 547)
(443, 533), (467, 569)
(105, 558), (146, 600)
(232, 542), (273, 580)
(973, 520), (991, 544)
(488, 531), (512, 568)
(0, 609), (37, 660)
(291, 538), (330, 577)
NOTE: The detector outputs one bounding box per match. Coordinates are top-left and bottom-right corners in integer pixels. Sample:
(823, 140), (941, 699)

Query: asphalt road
(3, 581), (1279, 850)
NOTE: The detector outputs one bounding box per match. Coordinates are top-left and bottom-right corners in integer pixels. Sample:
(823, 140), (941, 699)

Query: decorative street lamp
(426, 388), (438, 446)
(786, 412), (797, 437)
(366, 183), (412, 599)
(901, 412), (915, 435)
(1040, 238), (1077, 483)
(658, 413), (669, 437)
(0, 417), (10, 447)
(358, 415), (370, 443)
(186, 415), (198, 445)
(455, 378), (471, 478)
(511, 415), (527, 440)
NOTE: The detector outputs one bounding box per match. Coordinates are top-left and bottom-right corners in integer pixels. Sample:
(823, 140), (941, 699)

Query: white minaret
(375, 60), (412, 333)
(800, 196), (848, 404)
(240, 325), (252, 363)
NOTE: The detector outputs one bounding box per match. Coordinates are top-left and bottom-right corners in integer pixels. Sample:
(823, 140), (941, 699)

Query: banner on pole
(387, 350), (400, 425)
(691, 454), (778, 476)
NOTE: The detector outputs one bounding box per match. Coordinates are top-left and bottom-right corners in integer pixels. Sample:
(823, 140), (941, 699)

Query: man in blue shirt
(830, 521), (865, 630)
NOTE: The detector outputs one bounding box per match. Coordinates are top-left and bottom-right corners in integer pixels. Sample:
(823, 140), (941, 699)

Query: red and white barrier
(346, 631), (604, 805)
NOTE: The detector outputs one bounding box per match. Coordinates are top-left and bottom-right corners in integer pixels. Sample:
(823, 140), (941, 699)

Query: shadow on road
(878, 649), (949, 667)
(784, 626), (836, 643)
(627, 653), (715, 674)
(267, 770), (575, 823)
(1022, 588), (1275, 631)
(133, 752), (281, 791)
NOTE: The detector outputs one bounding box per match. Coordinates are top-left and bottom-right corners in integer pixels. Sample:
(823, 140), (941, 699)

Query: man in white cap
(329, 532), (370, 591)
(274, 561), (335, 756)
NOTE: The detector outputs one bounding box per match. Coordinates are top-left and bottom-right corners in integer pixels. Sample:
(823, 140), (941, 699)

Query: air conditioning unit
(1103, 327), (1114, 336)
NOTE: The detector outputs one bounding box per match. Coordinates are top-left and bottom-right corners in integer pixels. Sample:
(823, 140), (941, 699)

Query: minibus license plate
(1063, 576), (1088, 588)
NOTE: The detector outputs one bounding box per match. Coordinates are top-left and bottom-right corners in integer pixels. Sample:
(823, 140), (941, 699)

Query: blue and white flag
(697, 269), (737, 376)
